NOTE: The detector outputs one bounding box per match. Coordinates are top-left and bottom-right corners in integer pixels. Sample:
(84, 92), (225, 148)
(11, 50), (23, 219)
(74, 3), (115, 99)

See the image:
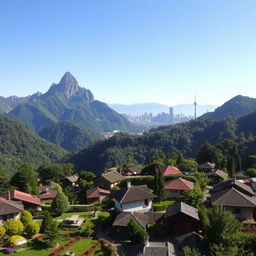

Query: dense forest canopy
(66, 111), (256, 174)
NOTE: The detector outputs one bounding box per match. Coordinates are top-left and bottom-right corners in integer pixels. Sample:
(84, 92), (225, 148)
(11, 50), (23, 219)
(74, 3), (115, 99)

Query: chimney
(127, 180), (131, 189)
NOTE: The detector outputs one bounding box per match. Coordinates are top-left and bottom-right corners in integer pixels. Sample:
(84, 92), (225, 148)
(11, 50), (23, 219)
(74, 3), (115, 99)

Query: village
(0, 158), (256, 256)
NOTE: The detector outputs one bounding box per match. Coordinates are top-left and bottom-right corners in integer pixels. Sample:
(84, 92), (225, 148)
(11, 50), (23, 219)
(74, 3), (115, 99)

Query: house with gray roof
(0, 198), (24, 226)
(112, 183), (157, 213)
(94, 170), (124, 190)
(165, 202), (199, 234)
(210, 180), (256, 222)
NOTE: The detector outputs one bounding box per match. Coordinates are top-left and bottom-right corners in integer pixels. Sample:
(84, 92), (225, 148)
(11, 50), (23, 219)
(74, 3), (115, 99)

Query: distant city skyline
(1, 0), (256, 106)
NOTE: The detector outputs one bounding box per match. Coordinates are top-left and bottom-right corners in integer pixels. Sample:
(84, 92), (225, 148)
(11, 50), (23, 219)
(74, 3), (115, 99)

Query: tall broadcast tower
(194, 96), (197, 119)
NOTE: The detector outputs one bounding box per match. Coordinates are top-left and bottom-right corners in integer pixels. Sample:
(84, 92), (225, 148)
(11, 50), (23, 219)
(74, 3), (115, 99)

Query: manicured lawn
(55, 212), (94, 220)
(0, 237), (101, 256)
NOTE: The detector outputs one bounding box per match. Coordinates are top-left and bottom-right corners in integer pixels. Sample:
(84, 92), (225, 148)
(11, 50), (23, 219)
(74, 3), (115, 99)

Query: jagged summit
(43, 72), (94, 101)
(59, 72), (79, 89)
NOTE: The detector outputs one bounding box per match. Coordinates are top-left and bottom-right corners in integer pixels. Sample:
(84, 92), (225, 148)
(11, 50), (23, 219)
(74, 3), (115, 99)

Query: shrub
(153, 200), (175, 211)
(5, 248), (14, 254)
(51, 185), (70, 214)
(8, 235), (25, 246)
(24, 221), (40, 238)
(80, 219), (94, 237)
(182, 246), (202, 256)
(20, 210), (33, 226)
(128, 219), (149, 243)
(4, 220), (24, 236)
(0, 226), (6, 237)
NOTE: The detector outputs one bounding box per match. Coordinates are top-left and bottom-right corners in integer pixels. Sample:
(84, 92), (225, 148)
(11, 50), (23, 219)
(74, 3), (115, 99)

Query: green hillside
(202, 95), (256, 119)
(0, 115), (67, 173)
(66, 111), (256, 174)
(39, 120), (103, 152)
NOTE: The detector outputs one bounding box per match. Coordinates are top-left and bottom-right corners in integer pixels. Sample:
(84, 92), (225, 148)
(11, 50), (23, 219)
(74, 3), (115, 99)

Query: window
(144, 199), (149, 207)
(233, 208), (241, 214)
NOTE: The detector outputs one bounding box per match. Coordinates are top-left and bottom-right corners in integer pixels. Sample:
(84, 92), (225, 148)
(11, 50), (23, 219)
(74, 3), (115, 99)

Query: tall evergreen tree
(51, 185), (70, 214)
(154, 168), (166, 202)
(0, 166), (10, 194)
(10, 163), (38, 195)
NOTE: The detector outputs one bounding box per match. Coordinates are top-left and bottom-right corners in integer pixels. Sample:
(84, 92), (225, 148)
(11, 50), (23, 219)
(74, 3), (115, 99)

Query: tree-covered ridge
(7, 72), (135, 133)
(0, 115), (67, 173)
(66, 111), (256, 174)
(202, 95), (256, 119)
(39, 120), (103, 152)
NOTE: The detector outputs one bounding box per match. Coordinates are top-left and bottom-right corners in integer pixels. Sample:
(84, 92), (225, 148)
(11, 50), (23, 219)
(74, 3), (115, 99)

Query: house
(210, 180), (256, 222)
(161, 165), (182, 176)
(63, 175), (79, 187)
(164, 178), (194, 199)
(207, 170), (228, 185)
(112, 183), (157, 213)
(113, 211), (149, 229)
(39, 186), (58, 204)
(165, 202), (199, 234)
(1, 190), (41, 210)
(94, 170), (124, 190)
(121, 166), (142, 176)
(174, 232), (209, 256)
(0, 198), (24, 226)
(198, 162), (215, 173)
(86, 186), (110, 204)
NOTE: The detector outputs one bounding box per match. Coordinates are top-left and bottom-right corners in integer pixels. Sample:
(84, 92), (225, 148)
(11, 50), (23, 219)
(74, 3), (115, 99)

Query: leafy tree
(79, 171), (96, 181)
(0, 166), (10, 194)
(24, 221), (40, 238)
(182, 246), (202, 256)
(194, 172), (209, 189)
(20, 210), (33, 226)
(4, 220), (24, 236)
(201, 206), (242, 256)
(179, 159), (198, 173)
(179, 184), (204, 209)
(38, 163), (74, 184)
(247, 168), (256, 177)
(10, 163), (38, 195)
(51, 185), (70, 214)
(154, 168), (166, 202)
(142, 160), (165, 175)
(128, 218), (149, 243)
(80, 219), (94, 237)
(196, 142), (225, 169)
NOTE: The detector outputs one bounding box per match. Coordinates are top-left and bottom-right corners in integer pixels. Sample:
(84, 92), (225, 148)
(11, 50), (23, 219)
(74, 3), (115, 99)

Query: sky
(0, 0), (256, 106)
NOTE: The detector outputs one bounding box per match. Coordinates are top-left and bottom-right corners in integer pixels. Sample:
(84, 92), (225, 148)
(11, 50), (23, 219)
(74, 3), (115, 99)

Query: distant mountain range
(5, 72), (135, 134)
(109, 103), (217, 116)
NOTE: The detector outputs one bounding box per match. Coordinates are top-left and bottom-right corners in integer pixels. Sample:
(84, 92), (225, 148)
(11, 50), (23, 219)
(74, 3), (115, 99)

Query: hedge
(42, 204), (102, 213)
(153, 200), (176, 211)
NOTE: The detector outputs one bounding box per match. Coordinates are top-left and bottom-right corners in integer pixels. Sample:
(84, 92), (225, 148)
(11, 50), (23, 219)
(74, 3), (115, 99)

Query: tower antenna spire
(194, 96), (197, 119)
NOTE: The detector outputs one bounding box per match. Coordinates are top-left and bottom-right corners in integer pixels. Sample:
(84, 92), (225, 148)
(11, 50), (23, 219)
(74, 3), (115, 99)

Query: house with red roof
(164, 178), (194, 199)
(39, 186), (58, 204)
(1, 190), (41, 210)
(161, 165), (182, 176)
(86, 187), (110, 204)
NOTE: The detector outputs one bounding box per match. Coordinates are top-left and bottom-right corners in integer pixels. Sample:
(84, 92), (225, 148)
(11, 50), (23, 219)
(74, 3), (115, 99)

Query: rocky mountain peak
(43, 72), (94, 101)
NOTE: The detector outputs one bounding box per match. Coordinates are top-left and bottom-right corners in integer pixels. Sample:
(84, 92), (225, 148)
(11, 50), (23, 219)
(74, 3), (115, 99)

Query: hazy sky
(1, 0), (256, 106)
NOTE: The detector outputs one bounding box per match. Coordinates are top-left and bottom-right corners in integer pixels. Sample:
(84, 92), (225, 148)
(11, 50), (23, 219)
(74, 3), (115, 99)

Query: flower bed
(81, 242), (100, 256)
(50, 236), (82, 255)
(244, 224), (256, 233)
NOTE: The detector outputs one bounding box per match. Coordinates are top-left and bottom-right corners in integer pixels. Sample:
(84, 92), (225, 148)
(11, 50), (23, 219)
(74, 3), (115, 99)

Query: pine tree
(50, 185), (70, 214)
(10, 163), (38, 195)
(154, 169), (166, 202)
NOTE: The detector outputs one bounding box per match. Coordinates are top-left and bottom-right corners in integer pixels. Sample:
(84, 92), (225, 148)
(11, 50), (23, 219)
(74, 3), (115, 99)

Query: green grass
(153, 200), (176, 211)
(0, 237), (101, 256)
